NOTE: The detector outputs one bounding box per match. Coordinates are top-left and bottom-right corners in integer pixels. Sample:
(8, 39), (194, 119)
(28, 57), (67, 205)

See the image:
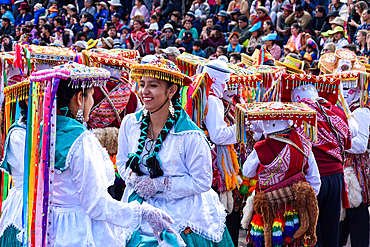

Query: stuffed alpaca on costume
(241, 193), (255, 229)
(344, 166), (362, 208)
(293, 181), (318, 245)
(93, 127), (119, 155)
(253, 191), (273, 247)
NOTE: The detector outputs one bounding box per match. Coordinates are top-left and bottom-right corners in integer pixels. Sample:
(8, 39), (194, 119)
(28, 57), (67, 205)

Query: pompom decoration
(250, 214), (265, 247)
(272, 212), (284, 247)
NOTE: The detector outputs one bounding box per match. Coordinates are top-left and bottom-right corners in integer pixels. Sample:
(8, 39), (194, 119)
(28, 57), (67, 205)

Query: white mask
(222, 89), (237, 102)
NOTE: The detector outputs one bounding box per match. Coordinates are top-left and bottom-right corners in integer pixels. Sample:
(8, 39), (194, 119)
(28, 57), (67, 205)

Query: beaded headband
(30, 62), (110, 88)
(130, 57), (191, 86)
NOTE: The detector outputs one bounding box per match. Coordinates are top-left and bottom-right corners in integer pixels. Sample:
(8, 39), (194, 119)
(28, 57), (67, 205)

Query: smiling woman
(117, 57), (234, 246)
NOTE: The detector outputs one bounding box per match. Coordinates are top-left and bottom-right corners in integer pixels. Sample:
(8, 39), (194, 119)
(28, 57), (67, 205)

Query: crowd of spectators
(0, 0), (369, 69)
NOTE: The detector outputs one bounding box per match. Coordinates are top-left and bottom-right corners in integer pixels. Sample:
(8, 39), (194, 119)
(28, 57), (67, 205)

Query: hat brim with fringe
(130, 62), (191, 86)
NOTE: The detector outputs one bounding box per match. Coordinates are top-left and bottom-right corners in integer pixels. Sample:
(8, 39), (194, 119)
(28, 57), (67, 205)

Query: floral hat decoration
(130, 57), (191, 86)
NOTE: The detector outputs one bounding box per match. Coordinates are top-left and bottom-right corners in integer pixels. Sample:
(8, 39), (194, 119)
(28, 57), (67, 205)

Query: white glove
(348, 117), (358, 138)
(141, 202), (175, 243)
(134, 176), (167, 199)
(126, 172), (146, 187)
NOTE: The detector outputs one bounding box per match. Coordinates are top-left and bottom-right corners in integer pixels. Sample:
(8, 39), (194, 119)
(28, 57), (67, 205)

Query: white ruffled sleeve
(163, 132), (213, 200)
(242, 150), (259, 178)
(203, 95), (237, 145)
(67, 131), (141, 231)
(347, 108), (370, 154)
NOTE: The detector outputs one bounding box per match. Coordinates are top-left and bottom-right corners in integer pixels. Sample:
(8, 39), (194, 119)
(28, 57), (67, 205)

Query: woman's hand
(134, 176), (167, 199)
(141, 202), (175, 243)
(348, 19), (357, 26)
(175, 38), (182, 44)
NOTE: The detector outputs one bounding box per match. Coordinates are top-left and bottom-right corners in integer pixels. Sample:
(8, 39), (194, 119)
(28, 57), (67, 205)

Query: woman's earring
(169, 99), (175, 117)
(76, 108), (84, 123)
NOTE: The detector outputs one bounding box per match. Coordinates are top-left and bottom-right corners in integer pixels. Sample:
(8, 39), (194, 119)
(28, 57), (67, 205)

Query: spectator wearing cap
(0, 17), (15, 37)
(270, 0), (290, 25)
(252, 7), (272, 25)
(202, 24), (226, 55)
(178, 19), (199, 41)
(178, 30), (195, 53)
(189, 0), (211, 22)
(285, 4), (312, 30)
(33, 3), (45, 26)
(250, 0), (270, 22)
(216, 10), (231, 33)
(0, 5), (14, 25)
(108, 25), (119, 41)
(277, 4), (293, 44)
(15, 3), (33, 27)
(73, 40), (87, 52)
(100, 37), (114, 49)
(328, 25), (348, 49)
(192, 40), (206, 57)
(159, 23), (177, 48)
(231, 15), (249, 44)
(185, 12), (203, 36)
(130, 0), (149, 23)
(151, 1), (160, 15)
(309, 5), (326, 37)
(320, 10), (338, 33)
(119, 25), (130, 48)
(229, 8), (241, 28)
(107, 0), (125, 21)
(81, 0), (97, 18)
(169, 11), (181, 30)
(211, 0), (227, 17)
(25, 21), (38, 39)
(262, 32), (281, 60)
(47, 12), (58, 26)
(112, 13), (124, 30)
(227, 0), (249, 16)
(227, 31), (246, 55)
(83, 22), (96, 40)
(246, 21), (264, 52)
(160, 46), (181, 63)
(94, 2), (108, 29)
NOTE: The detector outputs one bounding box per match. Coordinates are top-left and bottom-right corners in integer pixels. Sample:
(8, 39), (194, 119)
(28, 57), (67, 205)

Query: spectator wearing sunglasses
(159, 23), (177, 48)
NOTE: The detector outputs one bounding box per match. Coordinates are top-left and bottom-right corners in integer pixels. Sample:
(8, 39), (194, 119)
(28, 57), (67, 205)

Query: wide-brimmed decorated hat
(30, 62), (110, 88)
(130, 57), (191, 86)
(329, 17), (345, 27)
(235, 102), (317, 143)
(87, 39), (99, 50)
(275, 55), (304, 74)
(328, 26), (345, 37)
(250, 45), (275, 66)
(248, 21), (262, 32)
(319, 48), (366, 74)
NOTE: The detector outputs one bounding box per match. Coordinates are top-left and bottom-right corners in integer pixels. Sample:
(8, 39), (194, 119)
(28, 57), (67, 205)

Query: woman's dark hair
(126, 79), (181, 178)
(82, 12), (94, 23)
(76, 31), (87, 41)
(257, 28), (264, 37)
(1, 5), (7, 11)
(316, 5), (326, 15)
(72, 14), (80, 23)
(43, 24), (53, 34)
(56, 78), (88, 119)
(55, 25), (70, 47)
(19, 100), (28, 124)
(217, 45), (226, 55)
(21, 27), (28, 33)
(183, 19), (193, 26)
(54, 16), (64, 26)
(291, 23), (302, 33)
(133, 19), (143, 26)
(265, 20), (275, 31)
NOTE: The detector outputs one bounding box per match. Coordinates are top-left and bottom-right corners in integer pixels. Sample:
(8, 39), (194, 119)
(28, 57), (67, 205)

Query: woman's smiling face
(139, 77), (170, 112)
